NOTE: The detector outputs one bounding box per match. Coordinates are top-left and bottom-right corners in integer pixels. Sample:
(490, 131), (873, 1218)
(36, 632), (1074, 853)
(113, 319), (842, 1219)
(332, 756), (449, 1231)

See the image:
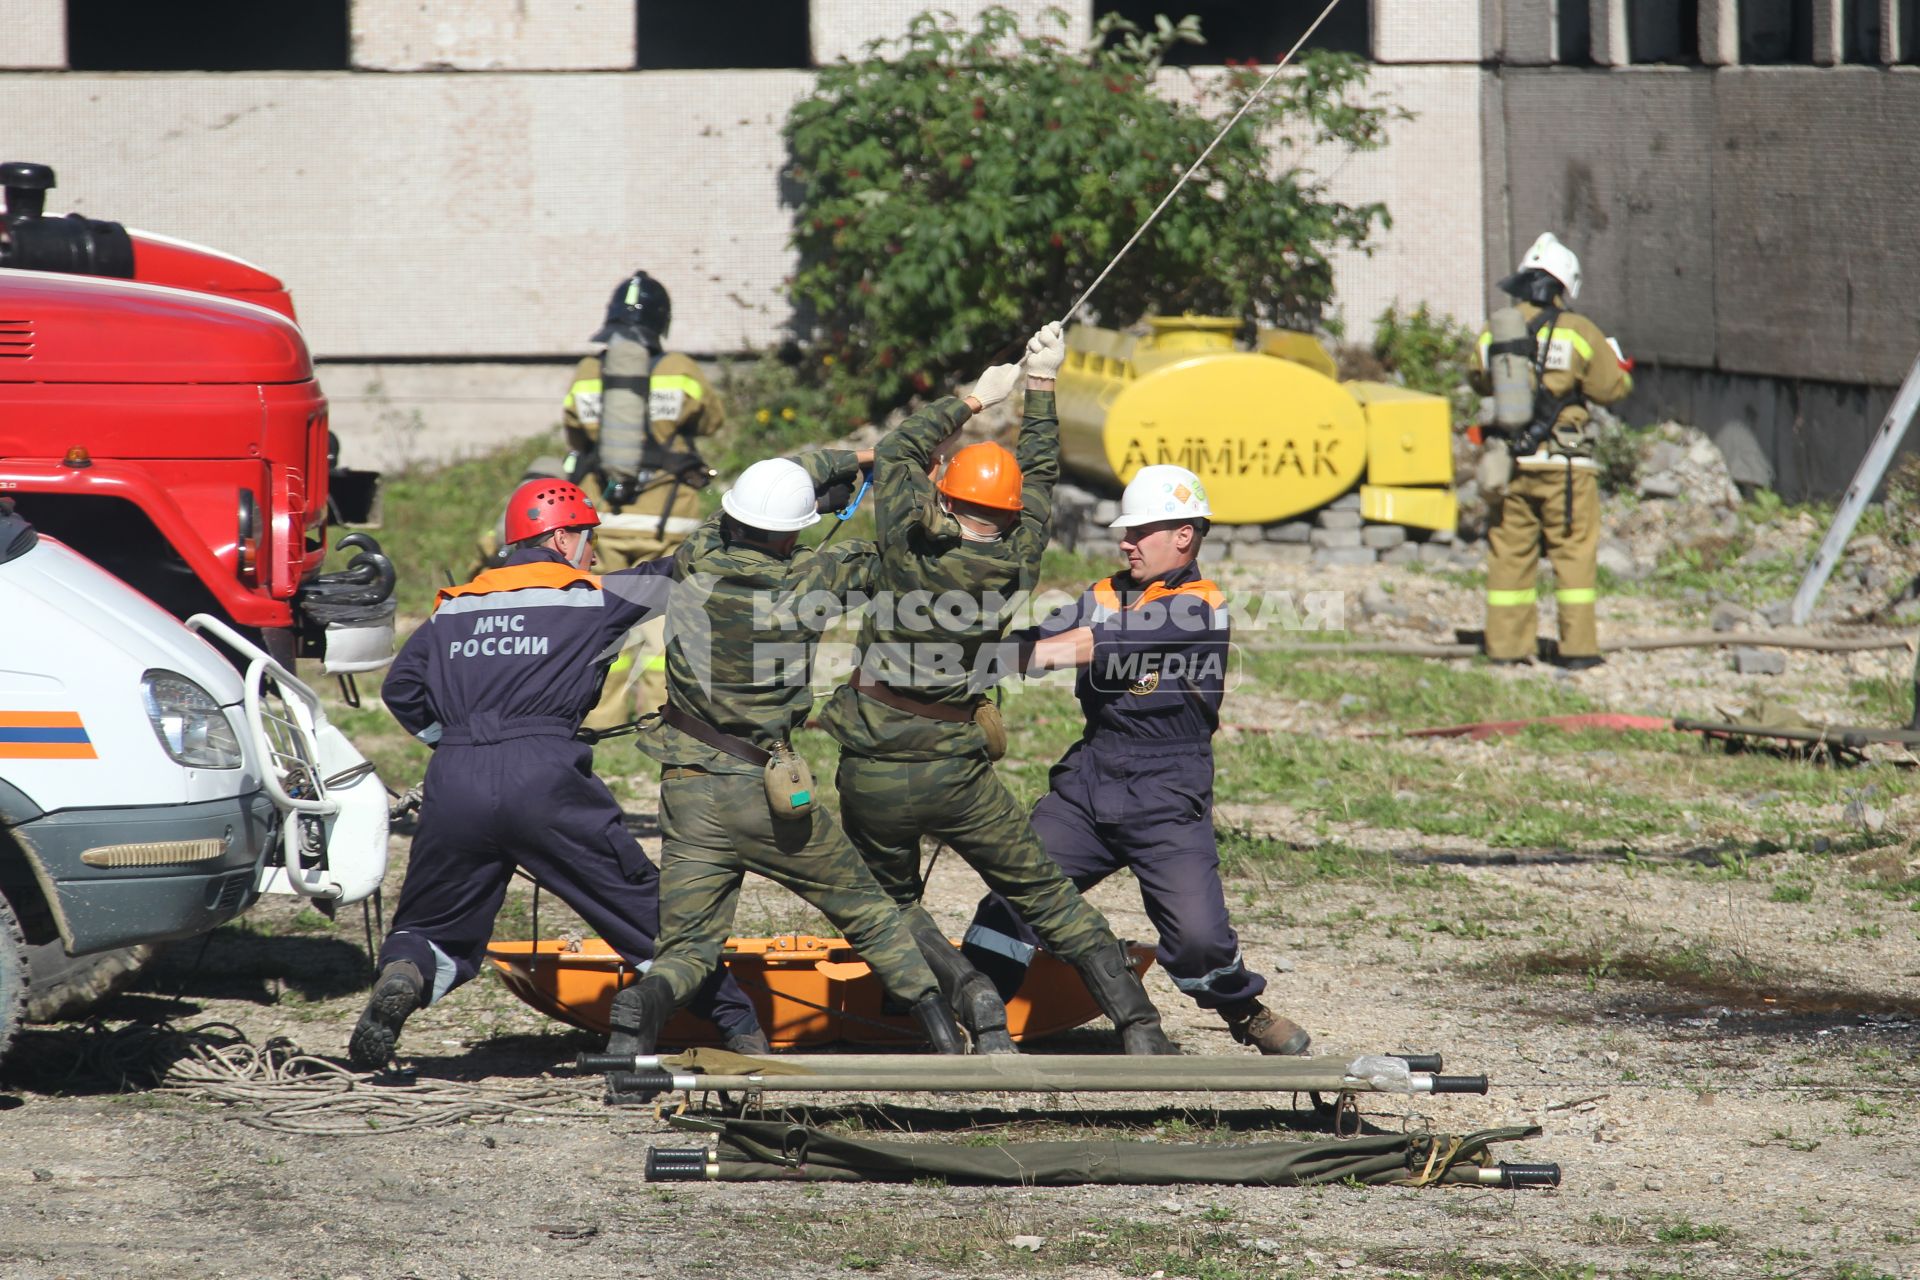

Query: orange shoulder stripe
(434, 562), (602, 612)
(1091, 577), (1225, 612)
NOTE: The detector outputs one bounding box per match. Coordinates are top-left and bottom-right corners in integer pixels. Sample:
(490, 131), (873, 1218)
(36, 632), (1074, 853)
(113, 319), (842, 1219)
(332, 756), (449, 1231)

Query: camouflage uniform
(817, 392), (1118, 967)
(635, 448), (940, 1012)
(478, 350), (726, 729)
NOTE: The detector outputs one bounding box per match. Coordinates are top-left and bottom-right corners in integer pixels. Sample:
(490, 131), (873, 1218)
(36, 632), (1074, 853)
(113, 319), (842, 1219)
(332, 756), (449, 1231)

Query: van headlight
(141, 670), (244, 769)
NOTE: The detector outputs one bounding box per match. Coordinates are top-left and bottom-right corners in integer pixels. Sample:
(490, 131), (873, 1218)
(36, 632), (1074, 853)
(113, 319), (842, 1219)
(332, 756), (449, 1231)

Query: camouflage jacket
(638, 448), (871, 776)
(818, 390), (1058, 761)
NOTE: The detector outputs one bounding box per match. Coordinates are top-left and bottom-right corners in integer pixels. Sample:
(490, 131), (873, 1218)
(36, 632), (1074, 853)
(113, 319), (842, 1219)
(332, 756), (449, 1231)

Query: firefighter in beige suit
(1471, 234), (1633, 668)
(481, 272), (727, 730)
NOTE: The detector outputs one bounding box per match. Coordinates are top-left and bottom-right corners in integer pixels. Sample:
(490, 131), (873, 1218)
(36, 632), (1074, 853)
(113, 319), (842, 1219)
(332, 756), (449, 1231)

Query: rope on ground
(1269, 630), (1913, 660)
(131, 1022), (605, 1135)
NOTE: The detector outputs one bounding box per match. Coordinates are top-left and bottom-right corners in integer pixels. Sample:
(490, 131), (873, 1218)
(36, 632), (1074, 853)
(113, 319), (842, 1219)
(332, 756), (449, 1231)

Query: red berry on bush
(1050, 232), (1064, 248)
(960, 155), (974, 169)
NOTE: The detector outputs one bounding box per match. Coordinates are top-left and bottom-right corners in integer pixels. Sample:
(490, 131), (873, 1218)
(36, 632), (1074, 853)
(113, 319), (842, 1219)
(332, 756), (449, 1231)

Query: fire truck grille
(0, 318), (32, 359)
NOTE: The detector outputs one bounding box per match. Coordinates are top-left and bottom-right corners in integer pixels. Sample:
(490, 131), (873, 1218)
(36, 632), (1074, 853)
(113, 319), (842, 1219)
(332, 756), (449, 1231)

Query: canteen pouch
(764, 741), (816, 819)
(974, 700), (1008, 762)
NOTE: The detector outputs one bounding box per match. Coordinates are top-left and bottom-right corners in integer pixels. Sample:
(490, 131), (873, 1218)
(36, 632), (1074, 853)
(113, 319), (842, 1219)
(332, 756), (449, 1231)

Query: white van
(0, 501), (389, 1059)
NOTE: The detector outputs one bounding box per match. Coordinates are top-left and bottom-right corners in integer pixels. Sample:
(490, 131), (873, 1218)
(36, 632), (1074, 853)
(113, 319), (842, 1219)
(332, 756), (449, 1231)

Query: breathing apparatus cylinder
(1488, 306), (1535, 431)
(598, 331), (651, 500)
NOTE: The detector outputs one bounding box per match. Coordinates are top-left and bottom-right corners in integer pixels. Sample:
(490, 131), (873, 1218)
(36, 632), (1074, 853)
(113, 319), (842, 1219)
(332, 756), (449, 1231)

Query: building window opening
(1740, 0), (1816, 63)
(1092, 1), (1371, 64)
(1905, 0), (1920, 61)
(1555, 0), (1594, 65)
(1629, 0), (1701, 63)
(67, 0), (348, 70)
(636, 0), (811, 69)
(1843, 0), (1882, 62)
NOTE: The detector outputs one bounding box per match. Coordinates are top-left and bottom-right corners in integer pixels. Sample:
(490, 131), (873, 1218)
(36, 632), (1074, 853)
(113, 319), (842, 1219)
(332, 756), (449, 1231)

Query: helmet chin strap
(561, 529), (594, 568)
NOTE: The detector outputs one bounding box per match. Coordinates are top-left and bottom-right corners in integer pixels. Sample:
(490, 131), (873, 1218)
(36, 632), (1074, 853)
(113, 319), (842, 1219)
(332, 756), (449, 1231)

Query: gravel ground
(3, 554), (1917, 1280)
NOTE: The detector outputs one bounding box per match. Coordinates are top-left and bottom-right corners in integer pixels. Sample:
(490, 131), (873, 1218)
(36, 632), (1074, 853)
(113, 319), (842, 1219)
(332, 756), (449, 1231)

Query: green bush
(784, 6), (1396, 420)
(1370, 302), (1479, 426)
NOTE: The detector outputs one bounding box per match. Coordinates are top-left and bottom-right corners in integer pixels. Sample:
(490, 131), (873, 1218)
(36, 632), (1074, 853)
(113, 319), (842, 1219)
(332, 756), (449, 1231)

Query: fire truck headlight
(141, 670), (243, 769)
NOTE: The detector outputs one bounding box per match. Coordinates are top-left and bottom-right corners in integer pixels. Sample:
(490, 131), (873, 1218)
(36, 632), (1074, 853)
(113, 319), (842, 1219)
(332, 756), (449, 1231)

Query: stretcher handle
(645, 1149), (712, 1182)
(1429, 1075), (1489, 1094)
(605, 1069), (675, 1096)
(1495, 1162), (1562, 1188)
(1390, 1053), (1442, 1073)
(577, 1052), (659, 1072)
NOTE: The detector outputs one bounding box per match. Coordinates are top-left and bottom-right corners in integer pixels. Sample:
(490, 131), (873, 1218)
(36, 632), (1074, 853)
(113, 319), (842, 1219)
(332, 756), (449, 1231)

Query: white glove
(1024, 322), (1066, 381)
(967, 362), (1023, 411)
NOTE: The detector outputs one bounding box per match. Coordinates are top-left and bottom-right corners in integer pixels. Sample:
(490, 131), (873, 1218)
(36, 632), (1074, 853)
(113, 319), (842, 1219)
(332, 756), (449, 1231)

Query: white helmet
(1518, 232), (1582, 301)
(722, 458), (821, 532)
(1110, 464), (1213, 530)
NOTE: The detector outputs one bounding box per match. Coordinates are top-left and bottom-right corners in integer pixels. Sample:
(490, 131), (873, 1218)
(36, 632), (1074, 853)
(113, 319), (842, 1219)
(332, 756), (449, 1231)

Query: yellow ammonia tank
(1057, 316), (1457, 528)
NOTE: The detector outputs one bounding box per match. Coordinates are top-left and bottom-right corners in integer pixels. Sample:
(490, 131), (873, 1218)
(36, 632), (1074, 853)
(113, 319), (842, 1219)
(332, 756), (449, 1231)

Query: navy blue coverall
(378, 546), (759, 1039)
(962, 562), (1266, 1012)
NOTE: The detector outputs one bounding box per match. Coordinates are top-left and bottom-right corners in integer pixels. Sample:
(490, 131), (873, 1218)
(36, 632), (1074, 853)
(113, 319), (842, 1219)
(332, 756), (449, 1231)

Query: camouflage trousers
(649, 768), (940, 1008)
(835, 752), (1117, 966)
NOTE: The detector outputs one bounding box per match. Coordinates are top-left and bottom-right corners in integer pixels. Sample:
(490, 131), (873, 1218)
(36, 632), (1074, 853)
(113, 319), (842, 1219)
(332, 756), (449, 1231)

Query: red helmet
(503, 479), (599, 544)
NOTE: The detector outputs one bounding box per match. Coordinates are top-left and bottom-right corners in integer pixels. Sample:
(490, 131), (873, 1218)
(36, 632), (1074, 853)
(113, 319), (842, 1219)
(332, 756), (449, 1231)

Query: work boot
(1074, 941), (1180, 1055)
(347, 959), (423, 1071)
(909, 994), (969, 1055)
(605, 975), (676, 1059)
(1560, 654), (1605, 671)
(723, 1027), (772, 1056)
(1219, 998), (1311, 1056)
(907, 913), (1018, 1054)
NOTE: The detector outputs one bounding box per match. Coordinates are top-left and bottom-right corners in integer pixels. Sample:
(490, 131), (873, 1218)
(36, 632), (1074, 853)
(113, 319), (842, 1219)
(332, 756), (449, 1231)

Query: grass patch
(1656, 1219), (1733, 1245)
(1241, 652), (1596, 726)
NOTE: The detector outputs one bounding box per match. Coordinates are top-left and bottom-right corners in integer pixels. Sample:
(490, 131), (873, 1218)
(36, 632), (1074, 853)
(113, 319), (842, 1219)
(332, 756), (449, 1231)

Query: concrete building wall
(351, 0), (634, 70)
(1373, 0), (1482, 62)
(1305, 65), (1487, 330)
(1, 72), (815, 360)
(0, 0), (66, 68)
(1495, 66), (1920, 391)
(810, 0), (1089, 63)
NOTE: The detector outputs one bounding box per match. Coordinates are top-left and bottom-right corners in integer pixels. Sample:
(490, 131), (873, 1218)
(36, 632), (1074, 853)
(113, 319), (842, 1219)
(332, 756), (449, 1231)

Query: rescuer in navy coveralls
(962, 465), (1311, 1055)
(348, 478), (762, 1070)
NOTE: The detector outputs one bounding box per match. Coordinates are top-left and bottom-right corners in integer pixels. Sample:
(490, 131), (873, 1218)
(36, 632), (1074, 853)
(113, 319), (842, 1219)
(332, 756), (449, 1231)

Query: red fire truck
(0, 162), (391, 673)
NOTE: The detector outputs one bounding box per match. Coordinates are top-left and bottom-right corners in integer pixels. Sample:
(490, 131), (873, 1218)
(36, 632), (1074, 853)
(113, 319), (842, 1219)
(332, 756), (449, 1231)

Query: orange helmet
(503, 478), (599, 544)
(936, 443), (1023, 512)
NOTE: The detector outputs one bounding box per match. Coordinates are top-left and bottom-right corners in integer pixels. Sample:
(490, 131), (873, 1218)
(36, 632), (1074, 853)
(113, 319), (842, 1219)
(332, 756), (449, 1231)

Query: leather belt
(850, 669), (976, 724)
(661, 702), (770, 767)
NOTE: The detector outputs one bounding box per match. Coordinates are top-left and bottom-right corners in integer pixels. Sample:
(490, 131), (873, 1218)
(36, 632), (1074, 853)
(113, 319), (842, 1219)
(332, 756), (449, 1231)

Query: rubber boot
(1074, 941), (1180, 1055)
(907, 913), (1018, 1054)
(348, 959), (423, 1071)
(605, 975), (676, 1059)
(1218, 998), (1311, 1056)
(909, 994), (969, 1055)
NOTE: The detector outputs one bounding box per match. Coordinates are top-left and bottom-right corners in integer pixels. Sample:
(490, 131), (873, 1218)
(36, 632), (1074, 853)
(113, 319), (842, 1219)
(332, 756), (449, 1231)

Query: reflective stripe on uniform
(642, 653), (668, 673)
(1167, 950), (1247, 996)
(964, 922), (1038, 967)
(651, 373), (704, 400)
(1478, 327), (1592, 364)
(435, 586), (607, 617)
(1486, 588), (1538, 607)
(563, 377), (603, 412)
(1555, 587), (1598, 605)
(608, 653), (634, 675)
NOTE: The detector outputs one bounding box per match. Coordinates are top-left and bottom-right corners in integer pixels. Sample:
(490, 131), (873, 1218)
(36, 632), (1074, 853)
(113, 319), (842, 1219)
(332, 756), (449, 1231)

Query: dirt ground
(4, 557), (1918, 1280)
